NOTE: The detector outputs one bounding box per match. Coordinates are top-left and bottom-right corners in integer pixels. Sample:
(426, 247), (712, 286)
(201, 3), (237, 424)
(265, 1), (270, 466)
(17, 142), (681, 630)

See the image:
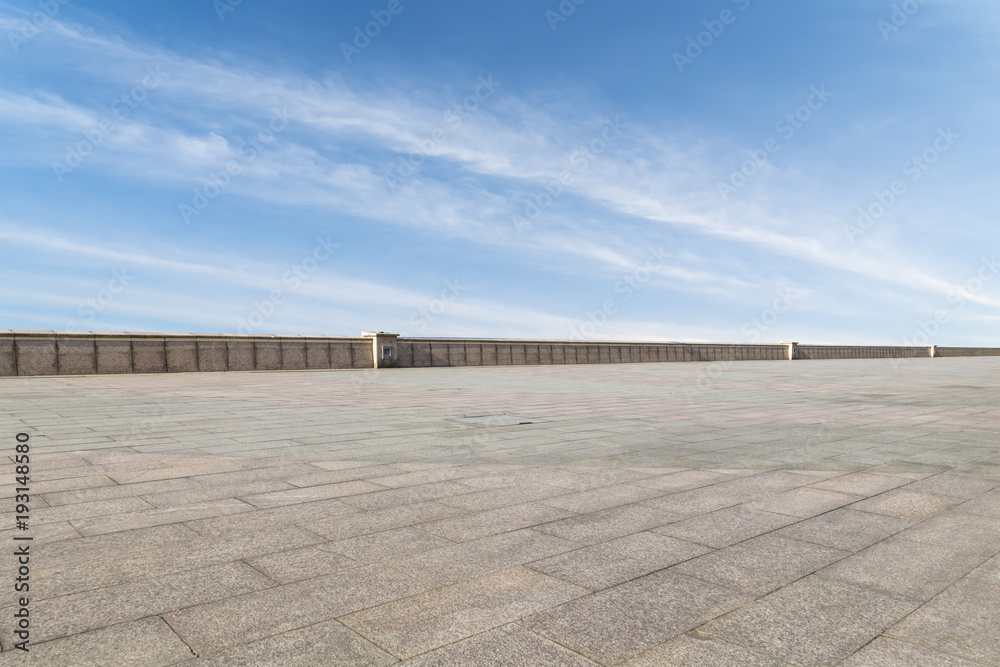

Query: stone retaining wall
(396, 339), (788, 367)
(0, 332), (373, 376)
(937, 347), (1000, 357)
(0, 331), (997, 376)
(795, 345), (929, 360)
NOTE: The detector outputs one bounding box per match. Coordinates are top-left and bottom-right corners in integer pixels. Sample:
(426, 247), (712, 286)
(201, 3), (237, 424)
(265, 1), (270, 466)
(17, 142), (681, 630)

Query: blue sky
(1, 0), (998, 345)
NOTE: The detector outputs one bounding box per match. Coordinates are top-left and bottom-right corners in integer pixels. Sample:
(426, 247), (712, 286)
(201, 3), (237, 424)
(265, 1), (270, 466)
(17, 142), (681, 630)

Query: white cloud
(1, 8), (998, 341)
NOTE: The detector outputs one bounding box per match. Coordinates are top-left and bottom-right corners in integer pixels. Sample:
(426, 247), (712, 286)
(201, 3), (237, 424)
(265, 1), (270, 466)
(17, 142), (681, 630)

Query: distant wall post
(363, 332), (399, 369)
(781, 341), (798, 361)
(928, 345), (938, 357)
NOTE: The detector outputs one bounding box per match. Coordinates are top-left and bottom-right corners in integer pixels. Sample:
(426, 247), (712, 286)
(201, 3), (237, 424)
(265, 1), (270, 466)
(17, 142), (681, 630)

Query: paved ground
(1, 357), (999, 665)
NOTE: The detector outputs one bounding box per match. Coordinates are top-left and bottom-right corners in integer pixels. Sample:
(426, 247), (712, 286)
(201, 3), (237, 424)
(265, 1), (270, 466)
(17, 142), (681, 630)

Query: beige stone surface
(1, 358), (998, 663)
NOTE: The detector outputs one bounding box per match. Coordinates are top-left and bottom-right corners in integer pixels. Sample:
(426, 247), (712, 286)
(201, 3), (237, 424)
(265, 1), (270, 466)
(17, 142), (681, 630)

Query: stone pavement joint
(0, 358), (998, 665)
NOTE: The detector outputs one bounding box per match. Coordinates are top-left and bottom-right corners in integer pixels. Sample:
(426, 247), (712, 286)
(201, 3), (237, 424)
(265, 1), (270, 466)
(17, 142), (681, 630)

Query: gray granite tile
(189, 463), (329, 486)
(184, 619), (396, 666)
(966, 552), (1000, 584)
(529, 531), (710, 590)
(39, 477), (201, 506)
(322, 527), (454, 565)
(341, 567), (587, 659)
(523, 569), (752, 664)
(886, 577), (1000, 665)
(31, 496), (154, 524)
(808, 472), (911, 497)
(6, 353), (1000, 664)
(633, 469), (733, 493)
(654, 506), (799, 548)
(852, 489), (966, 521)
(184, 498), (360, 538)
(241, 480), (388, 508)
(672, 534), (849, 595)
(71, 498), (254, 536)
(435, 483), (569, 512)
(33, 523), (198, 566)
(0, 562), (274, 645)
(165, 565), (426, 655)
(895, 473), (998, 498)
(110, 525), (326, 580)
(107, 460), (246, 484)
(643, 484), (759, 518)
(953, 490), (1000, 518)
(305, 501), (462, 541)
(746, 487), (862, 518)
(621, 632), (788, 666)
(245, 543), (359, 583)
(139, 479), (294, 508)
(775, 508), (912, 552)
(19, 617), (194, 667)
(418, 502), (576, 542)
(389, 528), (577, 586)
(281, 464), (402, 487)
(703, 576), (918, 665)
(891, 510), (1000, 553)
(818, 533), (993, 601)
(721, 470), (822, 495)
(30, 558), (129, 601)
(402, 623), (598, 666)
(840, 636), (981, 666)
(539, 484), (663, 513)
(532, 503), (679, 545)
(342, 481), (478, 511)
(31, 474), (117, 500)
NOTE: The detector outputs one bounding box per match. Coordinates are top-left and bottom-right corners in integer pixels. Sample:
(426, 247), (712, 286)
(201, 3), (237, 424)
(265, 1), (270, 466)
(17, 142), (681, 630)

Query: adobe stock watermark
(673, 0), (752, 73)
(408, 279), (466, 333)
(118, 395), (174, 447)
(384, 75), (501, 191)
(740, 287), (804, 342)
(545, 0), (586, 31)
(878, 0), (927, 40)
(340, 0), (414, 63)
(890, 254), (998, 368)
(717, 85), (833, 202)
(681, 360), (738, 402)
(946, 255), (1000, 313)
(844, 127), (958, 243)
(236, 235), (337, 334)
(52, 66), (167, 182)
(512, 115), (626, 232)
(569, 246), (668, 340)
(64, 269), (134, 331)
(179, 108), (290, 224)
(7, 0), (70, 54)
(214, 0), (244, 21)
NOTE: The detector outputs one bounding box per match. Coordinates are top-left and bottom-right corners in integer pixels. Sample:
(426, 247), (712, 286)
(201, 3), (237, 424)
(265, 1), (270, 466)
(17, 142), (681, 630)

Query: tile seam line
(0, 568), (282, 648)
(168, 617), (381, 664)
(842, 632), (994, 667)
(0, 614), (199, 658)
(678, 567), (917, 658)
(335, 569), (594, 661)
(407, 621), (604, 665)
(158, 614), (200, 661)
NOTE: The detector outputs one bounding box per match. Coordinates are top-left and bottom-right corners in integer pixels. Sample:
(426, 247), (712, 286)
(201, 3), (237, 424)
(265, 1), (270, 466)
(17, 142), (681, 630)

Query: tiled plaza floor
(2, 357), (999, 665)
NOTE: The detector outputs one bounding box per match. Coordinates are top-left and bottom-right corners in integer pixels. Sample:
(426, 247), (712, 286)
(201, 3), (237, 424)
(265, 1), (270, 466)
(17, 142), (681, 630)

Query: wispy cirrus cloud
(1, 5), (997, 343)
